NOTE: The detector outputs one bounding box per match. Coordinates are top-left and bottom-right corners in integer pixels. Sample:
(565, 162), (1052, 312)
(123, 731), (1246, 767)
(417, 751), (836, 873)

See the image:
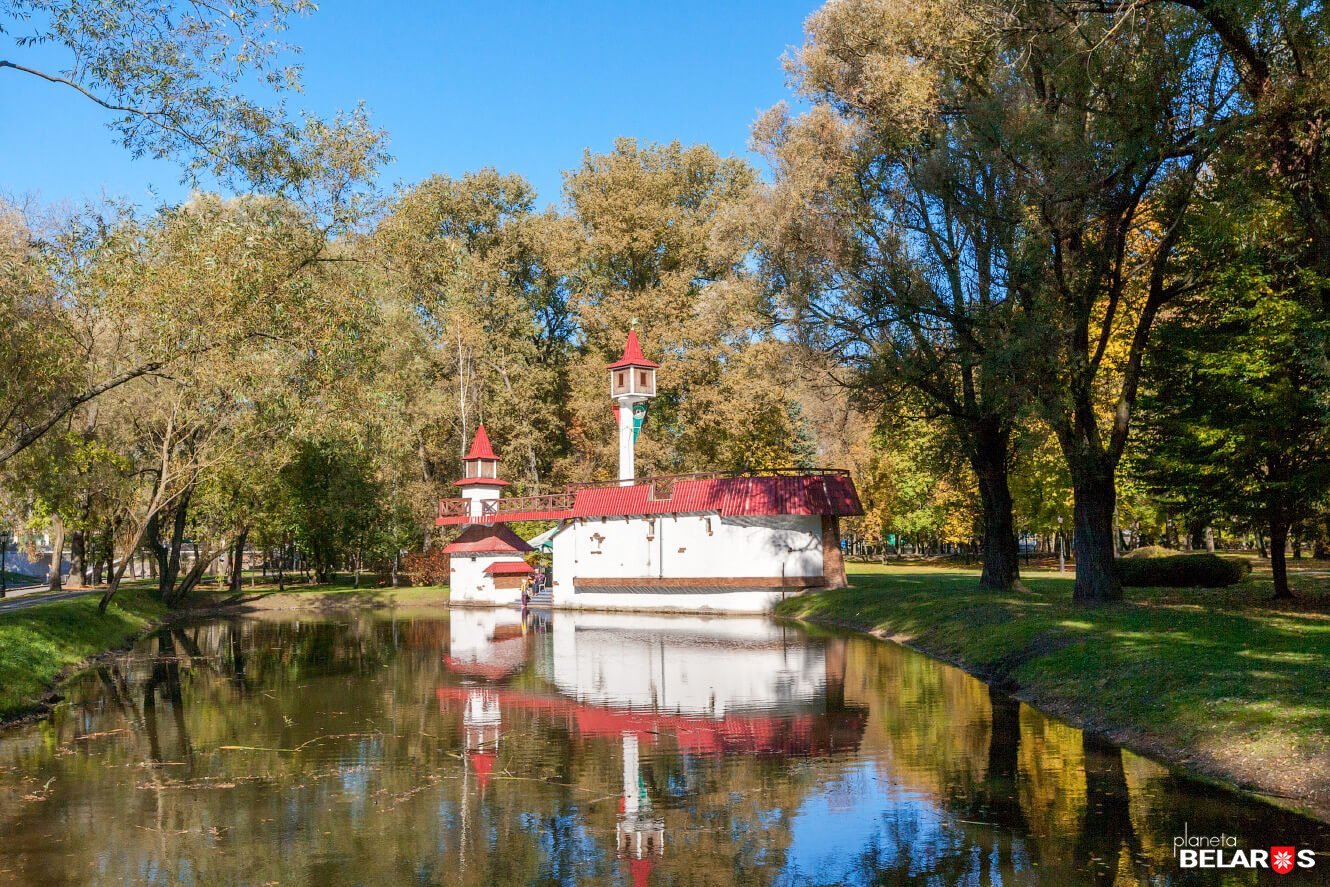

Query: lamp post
(1, 529), (10, 599)
(1057, 516), (1066, 573)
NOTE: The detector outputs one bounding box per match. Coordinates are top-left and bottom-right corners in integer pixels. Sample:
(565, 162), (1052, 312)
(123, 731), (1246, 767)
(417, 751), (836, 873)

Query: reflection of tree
(143, 631), (193, 764)
(1074, 733), (1144, 886)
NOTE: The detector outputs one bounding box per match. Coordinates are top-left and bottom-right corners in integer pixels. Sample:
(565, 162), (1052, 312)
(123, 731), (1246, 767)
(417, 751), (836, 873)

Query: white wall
(449, 554), (525, 606)
(549, 513), (824, 613)
(542, 611), (827, 717)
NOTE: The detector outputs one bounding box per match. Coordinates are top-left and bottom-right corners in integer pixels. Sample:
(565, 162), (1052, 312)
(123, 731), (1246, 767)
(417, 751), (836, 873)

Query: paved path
(0, 587), (97, 614)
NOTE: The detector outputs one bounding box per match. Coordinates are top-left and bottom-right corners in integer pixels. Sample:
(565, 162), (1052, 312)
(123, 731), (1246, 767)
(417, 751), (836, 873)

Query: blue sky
(0, 1), (816, 210)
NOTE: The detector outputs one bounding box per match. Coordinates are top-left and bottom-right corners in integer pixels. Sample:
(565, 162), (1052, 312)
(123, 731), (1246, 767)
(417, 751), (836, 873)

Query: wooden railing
(483, 493), (576, 517)
(437, 498), (471, 519)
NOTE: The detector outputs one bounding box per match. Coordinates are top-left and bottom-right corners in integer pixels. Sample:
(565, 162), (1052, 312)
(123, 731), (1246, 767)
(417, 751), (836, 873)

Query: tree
(92, 193), (380, 612)
(752, 32), (1028, 587)
(281, 439), (381, 583)
(0, 4), (388, 467)
(562, 138), (806, 479)
(778, 0), (1235, 601)
(1136, 191), (1330, 598)
(2, 0), (312, 185)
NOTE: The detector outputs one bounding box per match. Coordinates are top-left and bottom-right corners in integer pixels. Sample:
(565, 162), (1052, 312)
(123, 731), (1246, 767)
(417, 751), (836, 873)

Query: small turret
(609, 330), (659, 484)
(455, 424), (508, 518)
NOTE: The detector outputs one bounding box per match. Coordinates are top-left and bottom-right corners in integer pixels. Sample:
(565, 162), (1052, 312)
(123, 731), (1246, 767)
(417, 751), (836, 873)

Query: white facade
(449, 553), (527, 606)
(548, 512), (826, 614)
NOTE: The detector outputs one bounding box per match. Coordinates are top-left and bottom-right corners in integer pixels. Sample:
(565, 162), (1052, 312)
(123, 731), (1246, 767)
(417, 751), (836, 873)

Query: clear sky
(0, 1), (817, 210)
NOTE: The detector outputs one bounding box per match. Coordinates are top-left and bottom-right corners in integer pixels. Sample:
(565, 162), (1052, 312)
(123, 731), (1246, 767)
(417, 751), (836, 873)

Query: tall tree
(752, 36), (1027, 587)
(1137, 190), (1330, 598)
(779, 0), (1233, 600)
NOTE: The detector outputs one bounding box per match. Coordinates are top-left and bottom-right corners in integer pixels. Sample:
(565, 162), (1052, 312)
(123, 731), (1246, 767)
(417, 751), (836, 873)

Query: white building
(441, 424), (535, 605)
(437, 331), (862, 613)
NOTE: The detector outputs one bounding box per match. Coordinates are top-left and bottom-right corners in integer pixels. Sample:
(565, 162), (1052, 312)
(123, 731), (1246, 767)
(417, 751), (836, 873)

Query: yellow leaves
(794, 0), (984, 139)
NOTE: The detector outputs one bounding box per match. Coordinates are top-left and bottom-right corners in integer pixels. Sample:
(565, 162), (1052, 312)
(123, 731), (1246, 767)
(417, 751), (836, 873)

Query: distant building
(438, 331), (863, 613)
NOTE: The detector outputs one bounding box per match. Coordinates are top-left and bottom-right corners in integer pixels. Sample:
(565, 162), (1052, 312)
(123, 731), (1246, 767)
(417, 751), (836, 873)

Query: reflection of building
(436, 612), (864, 759)
(462, 689), (500, 791)
(444, 609), (530, 680)
(437, 331), (863, 613)
(617, 732), (664, 887)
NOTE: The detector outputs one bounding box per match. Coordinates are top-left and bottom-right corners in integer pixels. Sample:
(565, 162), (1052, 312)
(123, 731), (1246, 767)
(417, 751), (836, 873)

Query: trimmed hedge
(1121, 545), (1179, 560)
(1118, 553), (1251, 588)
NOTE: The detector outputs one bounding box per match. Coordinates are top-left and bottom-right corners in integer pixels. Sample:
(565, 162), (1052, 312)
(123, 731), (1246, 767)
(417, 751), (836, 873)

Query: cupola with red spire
(455, 423), (508, 519)
(608, 329), (659, 398)
(455, 423), (508, 487)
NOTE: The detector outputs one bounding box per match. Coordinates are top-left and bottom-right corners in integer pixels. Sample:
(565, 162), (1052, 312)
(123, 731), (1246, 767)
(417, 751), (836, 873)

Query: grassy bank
(189, 581), (450, 611)
(0, 587), (166, 722)
(777, 562), (1330, 820)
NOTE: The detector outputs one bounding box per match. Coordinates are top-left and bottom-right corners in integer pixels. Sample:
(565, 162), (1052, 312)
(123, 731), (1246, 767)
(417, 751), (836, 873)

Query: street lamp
(1057, 516), (1066, 573)
(0, 529), (10, 599)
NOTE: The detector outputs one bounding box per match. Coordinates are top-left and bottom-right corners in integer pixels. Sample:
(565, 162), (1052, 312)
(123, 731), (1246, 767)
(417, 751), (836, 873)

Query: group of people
(520, 568), (546, 607)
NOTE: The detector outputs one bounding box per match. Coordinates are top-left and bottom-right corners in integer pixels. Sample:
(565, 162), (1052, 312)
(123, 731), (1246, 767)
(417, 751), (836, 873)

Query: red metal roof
(436, 472), (863, 525)
(607, 329), (660, 370)
(441, 524), (534, 554)
(464, 424), (499, 461)
(484, 560), (534, 575)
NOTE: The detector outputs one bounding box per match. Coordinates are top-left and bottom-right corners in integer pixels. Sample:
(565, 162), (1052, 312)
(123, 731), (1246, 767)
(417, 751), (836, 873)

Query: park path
(0, 586), (97, 614)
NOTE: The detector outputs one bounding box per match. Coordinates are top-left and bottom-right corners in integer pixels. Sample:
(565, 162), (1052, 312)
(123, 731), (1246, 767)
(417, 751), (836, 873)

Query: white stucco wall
(541, 611), (827, 717)
(549, 513), (825, 613)
(449, 553), (526, 606)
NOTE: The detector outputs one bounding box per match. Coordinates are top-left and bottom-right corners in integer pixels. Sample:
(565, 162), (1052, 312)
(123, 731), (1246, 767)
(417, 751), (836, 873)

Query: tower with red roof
(609, 329), (658, 484)
(442, 425), (534, 604)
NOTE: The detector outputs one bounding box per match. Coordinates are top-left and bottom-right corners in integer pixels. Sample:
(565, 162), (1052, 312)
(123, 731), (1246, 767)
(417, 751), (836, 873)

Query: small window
(616, 371), (625, 389)
(639, 371), (648, 386)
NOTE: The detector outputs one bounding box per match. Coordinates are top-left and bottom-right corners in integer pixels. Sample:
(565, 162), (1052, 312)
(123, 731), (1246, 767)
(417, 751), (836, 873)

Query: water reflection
(0, 610), (1324, 886)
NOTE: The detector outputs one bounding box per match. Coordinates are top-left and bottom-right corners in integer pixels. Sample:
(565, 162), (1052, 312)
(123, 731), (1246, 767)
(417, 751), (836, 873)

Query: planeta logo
(1172, 825), (1317, 874)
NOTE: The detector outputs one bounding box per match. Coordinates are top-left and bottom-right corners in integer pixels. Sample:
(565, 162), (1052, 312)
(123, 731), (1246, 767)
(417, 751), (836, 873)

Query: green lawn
(778, 562), (1330, 816)
(0, 586), (166, 721)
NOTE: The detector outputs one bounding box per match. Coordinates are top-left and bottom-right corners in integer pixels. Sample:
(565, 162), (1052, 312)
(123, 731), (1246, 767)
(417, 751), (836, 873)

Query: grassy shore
(189, 580), (451, 611)
(0, 586), (166, 722)
(777, 561), (1330, 820)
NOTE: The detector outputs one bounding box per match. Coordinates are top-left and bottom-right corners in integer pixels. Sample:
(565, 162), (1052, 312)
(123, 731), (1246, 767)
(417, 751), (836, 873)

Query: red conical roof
(608, 329), (660, 369)
(464, 423), (499, 460)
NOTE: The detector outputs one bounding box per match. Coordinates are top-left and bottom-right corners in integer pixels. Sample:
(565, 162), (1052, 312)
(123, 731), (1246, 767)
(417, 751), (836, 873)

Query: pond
(0, 608), (1326, 885)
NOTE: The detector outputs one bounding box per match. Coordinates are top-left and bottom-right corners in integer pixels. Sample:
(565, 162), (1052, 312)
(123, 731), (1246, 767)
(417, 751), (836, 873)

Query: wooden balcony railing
(437, 498), (470, 519)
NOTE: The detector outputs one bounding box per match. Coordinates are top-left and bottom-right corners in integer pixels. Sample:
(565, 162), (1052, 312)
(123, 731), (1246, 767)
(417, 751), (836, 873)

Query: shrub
(1121, 545), (1179, 560)
(1118, 553), (1251, 588)
(402, 547), (450, 587)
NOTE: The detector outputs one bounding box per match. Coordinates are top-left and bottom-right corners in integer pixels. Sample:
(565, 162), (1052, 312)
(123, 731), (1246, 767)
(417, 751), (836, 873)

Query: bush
(1121, 545), (1179, 560)
(402, 547), (450, 586)
(1118, 553), (1251, 588)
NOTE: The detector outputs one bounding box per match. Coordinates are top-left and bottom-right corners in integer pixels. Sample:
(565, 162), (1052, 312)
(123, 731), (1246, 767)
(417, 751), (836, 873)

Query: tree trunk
(47, 515), (65, 592)
(970, 432), (1020, 590)
(69, 530), (87, 588)
(229, 528), (248, 594)
(1270, 518), (1293, 599)
(1068, 455), (1122, 604)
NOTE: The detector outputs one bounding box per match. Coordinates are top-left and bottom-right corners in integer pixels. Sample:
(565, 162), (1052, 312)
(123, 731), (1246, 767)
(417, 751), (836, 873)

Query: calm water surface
(0, 608), (1326, 886)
